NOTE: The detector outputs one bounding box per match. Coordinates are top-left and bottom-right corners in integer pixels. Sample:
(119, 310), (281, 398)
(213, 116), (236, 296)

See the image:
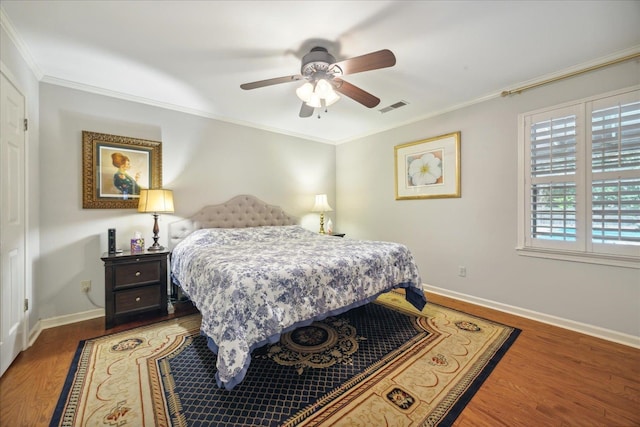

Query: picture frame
(394, 131), (461, 200)
(82, 131), (162, 209)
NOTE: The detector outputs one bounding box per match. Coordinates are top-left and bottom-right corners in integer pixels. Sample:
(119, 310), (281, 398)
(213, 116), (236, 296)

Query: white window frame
(517, 86), (640, 269)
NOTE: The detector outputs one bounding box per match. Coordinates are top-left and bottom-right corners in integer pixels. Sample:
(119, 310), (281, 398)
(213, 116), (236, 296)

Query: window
(517, 87), (640, 268)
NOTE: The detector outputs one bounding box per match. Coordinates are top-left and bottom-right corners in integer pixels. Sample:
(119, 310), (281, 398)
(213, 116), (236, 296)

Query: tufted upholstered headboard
(168, 194), (298, 249)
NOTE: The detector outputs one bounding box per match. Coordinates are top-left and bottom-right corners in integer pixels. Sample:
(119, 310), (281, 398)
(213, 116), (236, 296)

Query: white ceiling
(2, 1), (639, 144)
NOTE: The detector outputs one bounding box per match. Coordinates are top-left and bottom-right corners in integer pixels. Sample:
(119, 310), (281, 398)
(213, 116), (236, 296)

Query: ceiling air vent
(379, 100), (409, 113)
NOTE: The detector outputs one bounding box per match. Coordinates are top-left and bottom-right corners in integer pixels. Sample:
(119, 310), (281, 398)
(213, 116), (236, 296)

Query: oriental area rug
(51, 292), (520, 426)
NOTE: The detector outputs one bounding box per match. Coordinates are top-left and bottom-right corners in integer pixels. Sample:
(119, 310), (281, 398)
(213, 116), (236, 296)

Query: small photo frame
(394, 132), (461, 200)
(82, 131), (162, 209)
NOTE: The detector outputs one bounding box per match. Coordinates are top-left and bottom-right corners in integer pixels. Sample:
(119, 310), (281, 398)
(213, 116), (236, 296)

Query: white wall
(1, 26), (40, 330)
(337, 61), (640, 338)
(37, 83), (336, 322)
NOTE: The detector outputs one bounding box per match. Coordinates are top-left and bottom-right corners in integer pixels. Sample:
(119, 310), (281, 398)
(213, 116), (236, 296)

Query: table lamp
(137, 189), (174, 251)
(311, 194), (333, 234)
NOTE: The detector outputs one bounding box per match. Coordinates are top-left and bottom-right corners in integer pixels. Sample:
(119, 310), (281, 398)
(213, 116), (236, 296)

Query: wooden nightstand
(101, 250), (169, 329)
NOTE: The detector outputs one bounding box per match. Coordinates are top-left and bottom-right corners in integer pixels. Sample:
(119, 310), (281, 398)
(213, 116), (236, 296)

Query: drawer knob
(136, 297), (141, 302)
(135, 271), (141, 277)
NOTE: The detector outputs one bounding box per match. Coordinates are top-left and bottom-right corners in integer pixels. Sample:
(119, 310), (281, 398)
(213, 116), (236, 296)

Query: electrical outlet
(458, 266), (467, 277)
(81, 280), (91, 292)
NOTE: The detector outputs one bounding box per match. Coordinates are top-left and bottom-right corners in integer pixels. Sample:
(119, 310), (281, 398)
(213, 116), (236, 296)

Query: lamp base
(147, 213), (165, 252)
(319, 212), (326, 234)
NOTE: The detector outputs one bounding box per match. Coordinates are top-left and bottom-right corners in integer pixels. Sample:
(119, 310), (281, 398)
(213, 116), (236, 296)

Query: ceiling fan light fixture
(300, 78), (340, 108)
(314, 79), (333, 98)
(241, 47), (396, 117)
(324, 89), (340, 106)
(306, 92), (322, 108)
(296, 82), (314, 102)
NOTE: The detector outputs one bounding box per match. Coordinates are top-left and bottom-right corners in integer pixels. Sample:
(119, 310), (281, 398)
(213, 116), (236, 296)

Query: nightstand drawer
(114, 261), (161, 289)
(115, 285), (162, 315)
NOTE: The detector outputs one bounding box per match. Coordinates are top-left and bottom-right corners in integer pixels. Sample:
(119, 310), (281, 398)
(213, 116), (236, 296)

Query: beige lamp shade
(311, 194), (333, 212)
(138, 189), (174, 213)
(138, 189), (174, 252)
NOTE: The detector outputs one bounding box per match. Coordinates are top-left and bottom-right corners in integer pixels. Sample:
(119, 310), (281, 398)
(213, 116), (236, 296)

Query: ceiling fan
(240, 47), (396, 118)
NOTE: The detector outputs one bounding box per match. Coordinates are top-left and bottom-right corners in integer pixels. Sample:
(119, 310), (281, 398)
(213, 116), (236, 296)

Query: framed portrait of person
(82, 131), (162, 209)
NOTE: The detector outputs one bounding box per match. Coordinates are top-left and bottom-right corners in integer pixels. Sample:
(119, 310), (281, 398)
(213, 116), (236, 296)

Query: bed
(169, 195), (427, 390)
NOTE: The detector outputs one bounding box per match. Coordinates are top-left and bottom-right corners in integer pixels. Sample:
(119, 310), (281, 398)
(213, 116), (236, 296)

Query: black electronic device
(108, 228), (116, 254)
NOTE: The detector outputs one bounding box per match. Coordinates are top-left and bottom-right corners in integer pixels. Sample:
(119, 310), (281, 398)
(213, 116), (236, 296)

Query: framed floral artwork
(82, 131), (162, 209)
(394, 131), (461, 200)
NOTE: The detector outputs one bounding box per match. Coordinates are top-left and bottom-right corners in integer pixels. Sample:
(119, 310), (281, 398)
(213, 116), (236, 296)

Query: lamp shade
(324, 89), (340, 106)
(314, 79), (333, 98)
(306, 92), (322, 108)
(296, 82), (314, 102)
(311, 194), (333, 212)
(137, 189), (174, 213)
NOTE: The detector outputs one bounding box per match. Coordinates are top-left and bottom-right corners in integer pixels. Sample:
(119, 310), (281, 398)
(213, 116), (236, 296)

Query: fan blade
(330, 49), (396, 75)
(299, 102), (314, 118)
(333, 79), (380, 108)
(240, 75), (304, 90)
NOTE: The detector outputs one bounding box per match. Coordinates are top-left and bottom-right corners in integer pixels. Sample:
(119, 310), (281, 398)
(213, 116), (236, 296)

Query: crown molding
(0, 6), (43, 80)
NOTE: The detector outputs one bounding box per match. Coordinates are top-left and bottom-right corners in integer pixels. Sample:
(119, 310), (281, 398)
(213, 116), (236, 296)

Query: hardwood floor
(1, 294), (638, 426)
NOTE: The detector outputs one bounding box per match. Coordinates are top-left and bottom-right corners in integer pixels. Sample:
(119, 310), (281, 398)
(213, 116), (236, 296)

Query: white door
(0, 71), (26, 377)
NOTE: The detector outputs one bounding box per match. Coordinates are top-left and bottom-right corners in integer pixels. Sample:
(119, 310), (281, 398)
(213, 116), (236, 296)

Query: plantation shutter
(590, 97), (640, 246)
(527, 108), (580, 244)
(518, 88), (639, 266)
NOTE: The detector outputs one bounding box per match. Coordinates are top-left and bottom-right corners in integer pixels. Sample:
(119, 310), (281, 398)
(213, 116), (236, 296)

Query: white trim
(0, 61), (19, 87)
(22, 72), (30, 355)
(516, 246), (639, 269)
(28, 309), (105, 347)
(42, 73), (499, 147)
(27, 321), (41, 348)
(0, 8), (44, 80)
(424, 284), (640, 349)
(40, 308), (105, 330)
(25, 288), (640, 351)
(39, 75), (338, 146)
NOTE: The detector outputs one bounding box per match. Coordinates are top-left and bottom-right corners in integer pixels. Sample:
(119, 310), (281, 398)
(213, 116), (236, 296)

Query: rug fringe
(160, 358), (185, 426)
(171, 413), (188, 427)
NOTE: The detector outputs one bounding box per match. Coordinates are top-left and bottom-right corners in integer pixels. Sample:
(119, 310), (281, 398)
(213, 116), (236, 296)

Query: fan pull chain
(317, 108), (330, 119)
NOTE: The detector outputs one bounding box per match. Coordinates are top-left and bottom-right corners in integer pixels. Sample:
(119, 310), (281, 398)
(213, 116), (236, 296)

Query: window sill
(516, 247), (639, 269)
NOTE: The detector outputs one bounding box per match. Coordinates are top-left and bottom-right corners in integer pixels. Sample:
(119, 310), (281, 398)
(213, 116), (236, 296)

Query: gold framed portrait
(82, 131), (162, 209)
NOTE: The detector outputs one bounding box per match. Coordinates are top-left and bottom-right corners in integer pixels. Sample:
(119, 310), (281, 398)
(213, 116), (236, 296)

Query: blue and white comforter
(170, 225), (426, 390)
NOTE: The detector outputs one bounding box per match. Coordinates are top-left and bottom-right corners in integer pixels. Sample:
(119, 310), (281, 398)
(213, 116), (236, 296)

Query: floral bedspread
(170, 225), (426, 390)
